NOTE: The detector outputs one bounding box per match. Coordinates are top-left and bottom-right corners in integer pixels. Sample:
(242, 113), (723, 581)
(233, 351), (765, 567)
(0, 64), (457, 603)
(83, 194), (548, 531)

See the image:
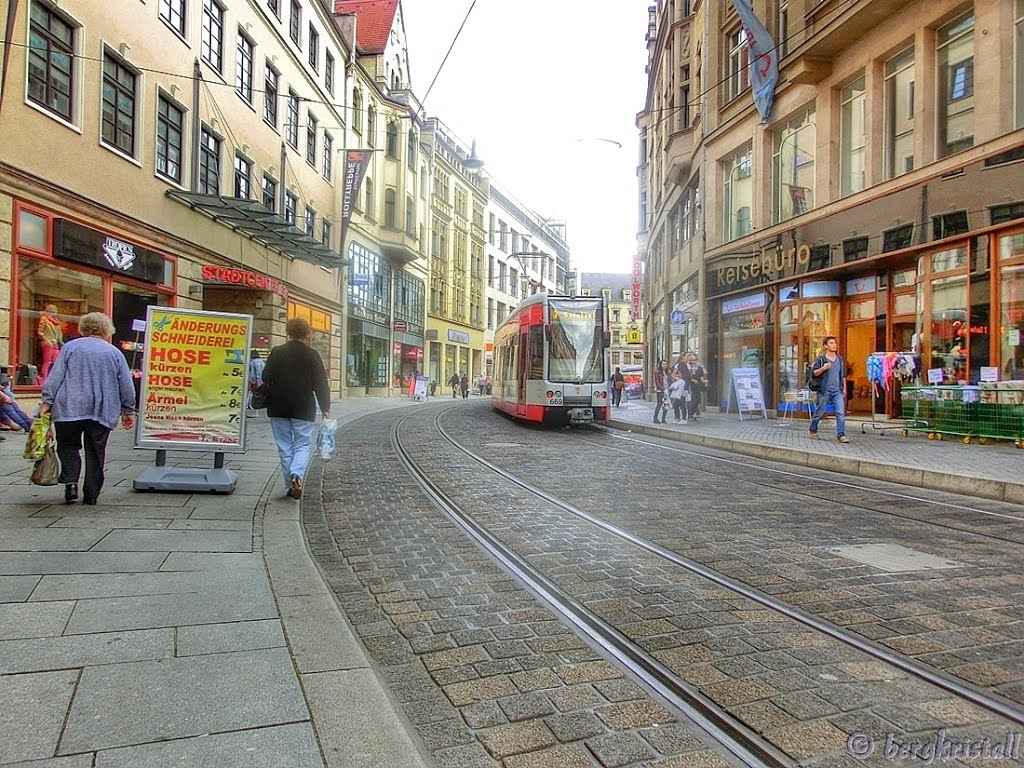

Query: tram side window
(529, 326), (544, 379)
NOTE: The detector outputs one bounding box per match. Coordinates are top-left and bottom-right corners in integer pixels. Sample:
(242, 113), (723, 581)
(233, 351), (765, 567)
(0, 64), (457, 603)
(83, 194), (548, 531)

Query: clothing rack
(861, 351), (924, 434)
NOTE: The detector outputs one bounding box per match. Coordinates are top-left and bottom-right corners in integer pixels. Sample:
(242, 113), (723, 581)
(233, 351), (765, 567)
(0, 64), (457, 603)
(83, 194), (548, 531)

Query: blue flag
(732, 0), (779, 123)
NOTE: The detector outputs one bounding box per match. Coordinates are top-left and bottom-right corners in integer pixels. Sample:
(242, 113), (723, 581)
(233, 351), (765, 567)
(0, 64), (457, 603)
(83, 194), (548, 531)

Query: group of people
(652, 352), (707, 424)
(35, 311), (330, 506)
(449, 372), (470, 398)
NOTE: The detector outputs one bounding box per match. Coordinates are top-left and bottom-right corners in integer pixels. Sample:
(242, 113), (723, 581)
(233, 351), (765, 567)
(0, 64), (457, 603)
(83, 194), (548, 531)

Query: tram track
(391, 411), (793, 768)
(389, 405), (1024, 765)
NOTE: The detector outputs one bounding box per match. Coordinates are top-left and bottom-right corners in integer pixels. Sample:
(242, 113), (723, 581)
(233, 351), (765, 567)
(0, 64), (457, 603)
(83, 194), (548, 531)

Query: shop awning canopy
(165, 191), (346, 269)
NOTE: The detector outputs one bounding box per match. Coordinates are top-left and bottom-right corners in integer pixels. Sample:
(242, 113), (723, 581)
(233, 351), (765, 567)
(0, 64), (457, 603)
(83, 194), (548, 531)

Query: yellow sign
(137, 308), (252, 451)
(626, 330), (642, 344)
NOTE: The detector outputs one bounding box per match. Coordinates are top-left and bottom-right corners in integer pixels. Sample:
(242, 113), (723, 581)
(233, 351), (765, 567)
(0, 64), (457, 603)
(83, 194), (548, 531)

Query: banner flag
(341, 150), (371, 225)
(732, 0), (779, 124)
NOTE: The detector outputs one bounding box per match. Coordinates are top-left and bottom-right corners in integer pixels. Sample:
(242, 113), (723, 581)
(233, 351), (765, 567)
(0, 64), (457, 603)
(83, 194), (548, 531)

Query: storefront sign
(927, 368), (944, 384)
(201, 265), (287, 298)
(722, 293), (766, 315)
(626, 329), (642, 344)
(631, 252), (642, 320)
(136, 307), (253, 453)
(131, 319), (147, 333)
(448, 329), (470, 344)
(342, 150), (372, 225)
(980, 366), (999, 382)
(670, 308), (687, 336)
(54, 219), (168, 284)
(1010, 329), (1021, 346)
(708, 243), (813, 297)
(393, 320), (408, 332)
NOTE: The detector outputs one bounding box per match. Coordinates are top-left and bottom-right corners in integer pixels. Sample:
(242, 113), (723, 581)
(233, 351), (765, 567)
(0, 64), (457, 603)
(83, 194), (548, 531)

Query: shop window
(929, 274), (968, 382)
(883, 224), (914, 252)
(931, 246), (968, 273)
(999, 259), (1024, 380)
(28, 2), (77, 123)
(101, 52), (137, 157)
(932, 212), (969, 241)
(112, 282), (170, 391)
(16, 259), (104, 386)
(894, 293), (916, 316)
(18, 209), (47, 251)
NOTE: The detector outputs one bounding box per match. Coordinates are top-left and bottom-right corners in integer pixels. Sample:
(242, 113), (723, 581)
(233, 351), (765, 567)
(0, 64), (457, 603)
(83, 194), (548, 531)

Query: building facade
(640, 0), (1024, 413)
(1, 0), (349, 395)
(484, 184), (567, 380)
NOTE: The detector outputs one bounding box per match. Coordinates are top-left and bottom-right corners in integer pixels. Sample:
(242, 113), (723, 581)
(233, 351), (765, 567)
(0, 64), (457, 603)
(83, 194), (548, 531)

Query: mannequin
(37, 305), (64, 384)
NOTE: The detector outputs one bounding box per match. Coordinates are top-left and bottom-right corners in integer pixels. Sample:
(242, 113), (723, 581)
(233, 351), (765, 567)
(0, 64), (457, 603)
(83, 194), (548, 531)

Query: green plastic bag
(23, 412), (52, 462)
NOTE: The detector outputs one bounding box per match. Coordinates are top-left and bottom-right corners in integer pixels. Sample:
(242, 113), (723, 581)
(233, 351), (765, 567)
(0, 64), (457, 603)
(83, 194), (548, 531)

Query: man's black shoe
(65, 483), (78, 503)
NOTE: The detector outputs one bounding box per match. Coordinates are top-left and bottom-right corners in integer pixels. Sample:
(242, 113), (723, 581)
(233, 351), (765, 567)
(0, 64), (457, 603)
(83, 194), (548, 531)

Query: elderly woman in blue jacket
(39, 312), (136, 505)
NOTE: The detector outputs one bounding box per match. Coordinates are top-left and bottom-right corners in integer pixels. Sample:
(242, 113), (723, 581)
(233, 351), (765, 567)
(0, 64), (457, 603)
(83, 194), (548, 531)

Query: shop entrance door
(845, 318), (874, 414)
(112, 283), (170, 407)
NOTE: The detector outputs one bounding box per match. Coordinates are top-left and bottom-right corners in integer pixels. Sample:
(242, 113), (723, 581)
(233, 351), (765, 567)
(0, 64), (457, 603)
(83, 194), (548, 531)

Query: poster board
(729, 367), (768, 421)
(412, 375), (429, 400)
(135, 307), (252, 453)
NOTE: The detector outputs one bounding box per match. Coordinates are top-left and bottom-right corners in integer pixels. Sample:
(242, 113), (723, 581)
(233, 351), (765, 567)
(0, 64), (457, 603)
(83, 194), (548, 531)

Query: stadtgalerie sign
(136, 307), (253, 452)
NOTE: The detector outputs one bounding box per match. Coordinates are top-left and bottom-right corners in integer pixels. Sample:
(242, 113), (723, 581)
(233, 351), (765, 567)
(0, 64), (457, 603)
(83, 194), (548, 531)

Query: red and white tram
(491, 293), (611, 425)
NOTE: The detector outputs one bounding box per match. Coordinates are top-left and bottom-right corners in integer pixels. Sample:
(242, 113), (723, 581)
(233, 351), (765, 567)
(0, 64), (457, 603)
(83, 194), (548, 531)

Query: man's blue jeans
(270, 418), (315, 487)
(809, 389), (846, 437)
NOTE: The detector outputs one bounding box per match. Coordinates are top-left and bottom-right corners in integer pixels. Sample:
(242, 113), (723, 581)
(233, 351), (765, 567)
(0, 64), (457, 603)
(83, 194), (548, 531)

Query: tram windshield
(548, 299), (605, 383)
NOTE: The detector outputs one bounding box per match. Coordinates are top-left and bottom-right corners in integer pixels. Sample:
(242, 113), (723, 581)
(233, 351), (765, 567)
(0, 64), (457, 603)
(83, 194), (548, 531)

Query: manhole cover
(829, 543), (963, 573)
(484, 442), (523, 448)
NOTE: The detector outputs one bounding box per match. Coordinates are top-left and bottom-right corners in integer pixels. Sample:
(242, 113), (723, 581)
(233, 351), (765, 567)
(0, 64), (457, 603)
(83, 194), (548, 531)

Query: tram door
(517, 330), (528, 409)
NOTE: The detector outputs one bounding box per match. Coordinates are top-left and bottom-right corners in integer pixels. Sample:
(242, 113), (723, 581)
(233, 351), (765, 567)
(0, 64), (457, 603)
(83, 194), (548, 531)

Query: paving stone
(649, 750), (734, 768)
(503, 743), (594, 768)
(585, 732), (655, 767)
(1, 757), (92, 768)
(443, 675), (518, 707)
(0, 552), (167, 575)
(555, 660), (621, 685)
(595, 699), (675, 730)
(544, 710), (606, 742)
(0, 628), (172, 674)
(461, 700), (507, 729)
(0, 669), (78, 764)
(764, 719), (852, 761)
(423, 645), (490, 672)
(414, 718), (474, 751)
(772, 690), (840, 720)
(432, 742), (496, 768)
(592, 678), (646, 703)
(547, 684), (604, 712)
(175, 619), (286, 656)
(0, 528), (109, 551)
(92, 723), (322, 767)
(496, 692), (556, 722)
(90, 529), (251, 552)
(642, 722), (707, 755)
(59, 648), (308, 753)
(0, 601), (74, 640)
(510, 668), (562, 693)
(478, 720), (556, 759)
(0, 575), (40, 602)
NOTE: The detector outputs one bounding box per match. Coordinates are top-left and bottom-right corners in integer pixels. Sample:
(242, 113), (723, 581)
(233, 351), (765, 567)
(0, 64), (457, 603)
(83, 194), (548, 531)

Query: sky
(400, 2), (651, 275)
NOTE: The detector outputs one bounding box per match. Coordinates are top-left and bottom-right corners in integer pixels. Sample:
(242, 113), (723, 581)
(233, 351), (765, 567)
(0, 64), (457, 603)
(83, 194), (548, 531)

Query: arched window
(352, 88), (362, 134)
(364, 178), (374, 218)
(384, 188), (397, 227)
(407, 129), (417, 166)
(367, 106), (376, 147)
(385, 122), (399, 159)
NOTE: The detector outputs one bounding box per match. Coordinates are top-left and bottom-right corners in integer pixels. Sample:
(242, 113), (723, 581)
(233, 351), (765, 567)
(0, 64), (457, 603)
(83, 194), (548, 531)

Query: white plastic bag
(317, 418), (337, 460)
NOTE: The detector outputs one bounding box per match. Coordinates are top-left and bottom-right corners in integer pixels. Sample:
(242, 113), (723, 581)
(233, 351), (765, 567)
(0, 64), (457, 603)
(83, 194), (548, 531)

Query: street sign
(670, 308), (687, 336)
(393, 320), (408, 332)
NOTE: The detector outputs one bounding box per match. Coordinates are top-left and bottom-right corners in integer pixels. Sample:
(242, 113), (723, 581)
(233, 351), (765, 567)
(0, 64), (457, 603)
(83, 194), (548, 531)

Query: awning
(166, 190), (345, 268)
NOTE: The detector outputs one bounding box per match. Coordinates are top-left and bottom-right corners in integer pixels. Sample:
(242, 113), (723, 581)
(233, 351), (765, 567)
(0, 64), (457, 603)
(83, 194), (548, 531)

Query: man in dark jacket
(262, 318), (331, 499)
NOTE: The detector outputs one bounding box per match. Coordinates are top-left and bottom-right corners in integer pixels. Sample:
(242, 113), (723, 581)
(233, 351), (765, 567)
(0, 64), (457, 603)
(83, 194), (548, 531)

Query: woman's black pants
(55, 420), (111, 501)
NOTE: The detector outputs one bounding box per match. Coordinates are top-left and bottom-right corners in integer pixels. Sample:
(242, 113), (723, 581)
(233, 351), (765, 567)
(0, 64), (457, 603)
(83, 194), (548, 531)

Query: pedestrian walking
(246, 350), (265, 415)
(808, 335), (850, 443)
(460, 373), (469, 399)
(653, 359), (671, 424)
(668, 370), (689, 423)
(38, 312), (136, 505)
(449, 372), (460, 398)
(262, 317), (331, 499)
(685, 352), (706, 420)
(611, 366), (625, 406)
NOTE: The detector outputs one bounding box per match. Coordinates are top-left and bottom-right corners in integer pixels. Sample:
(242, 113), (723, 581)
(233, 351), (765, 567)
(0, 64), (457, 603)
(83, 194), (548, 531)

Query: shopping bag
(23, 412), (52, 461)
(30, 443), (59, 486)
(317, 418), (337, 460)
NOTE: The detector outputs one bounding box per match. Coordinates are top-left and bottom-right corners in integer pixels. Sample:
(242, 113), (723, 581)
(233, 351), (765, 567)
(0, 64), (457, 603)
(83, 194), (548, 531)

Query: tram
(491, 292), (611, 425)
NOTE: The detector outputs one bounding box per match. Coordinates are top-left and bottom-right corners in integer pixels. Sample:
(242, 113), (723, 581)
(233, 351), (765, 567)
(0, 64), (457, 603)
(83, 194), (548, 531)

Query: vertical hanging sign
(631, 252), (642, 321)
(341, 150), (371, 226)
(136, 307), (252, 452)
(732, 0), (779, 124)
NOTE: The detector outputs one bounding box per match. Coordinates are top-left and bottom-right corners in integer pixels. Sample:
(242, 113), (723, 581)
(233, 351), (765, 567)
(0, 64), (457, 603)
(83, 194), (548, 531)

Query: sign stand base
(133, 450), (237, 493)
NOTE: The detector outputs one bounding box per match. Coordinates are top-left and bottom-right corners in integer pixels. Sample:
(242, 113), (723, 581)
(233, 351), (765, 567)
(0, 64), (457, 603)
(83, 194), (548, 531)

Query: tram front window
(548, 299), (604, 383)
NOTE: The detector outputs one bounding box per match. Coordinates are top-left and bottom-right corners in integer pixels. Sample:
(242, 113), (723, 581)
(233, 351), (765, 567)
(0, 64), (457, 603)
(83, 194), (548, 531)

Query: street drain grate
(829, 543), (963, 573)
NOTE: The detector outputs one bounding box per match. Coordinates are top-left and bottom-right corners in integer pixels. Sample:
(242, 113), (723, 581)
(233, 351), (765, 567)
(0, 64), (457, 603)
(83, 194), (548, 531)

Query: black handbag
(250, 382), (271, 410)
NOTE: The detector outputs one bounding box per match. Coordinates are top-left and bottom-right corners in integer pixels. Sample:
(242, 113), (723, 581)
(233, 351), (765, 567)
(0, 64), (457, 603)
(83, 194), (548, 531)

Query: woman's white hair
(78, 312), (115, 338)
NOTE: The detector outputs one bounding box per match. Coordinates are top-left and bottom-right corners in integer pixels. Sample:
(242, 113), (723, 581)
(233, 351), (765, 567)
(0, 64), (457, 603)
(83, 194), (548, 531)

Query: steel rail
(434, 413), (1024, 730)
(392, 414), (793, 768)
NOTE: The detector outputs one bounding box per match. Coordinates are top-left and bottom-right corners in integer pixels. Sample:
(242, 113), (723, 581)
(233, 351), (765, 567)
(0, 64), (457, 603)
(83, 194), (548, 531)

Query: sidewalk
(0, 398), (429, 768)
(607, 398), (1024, 504)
